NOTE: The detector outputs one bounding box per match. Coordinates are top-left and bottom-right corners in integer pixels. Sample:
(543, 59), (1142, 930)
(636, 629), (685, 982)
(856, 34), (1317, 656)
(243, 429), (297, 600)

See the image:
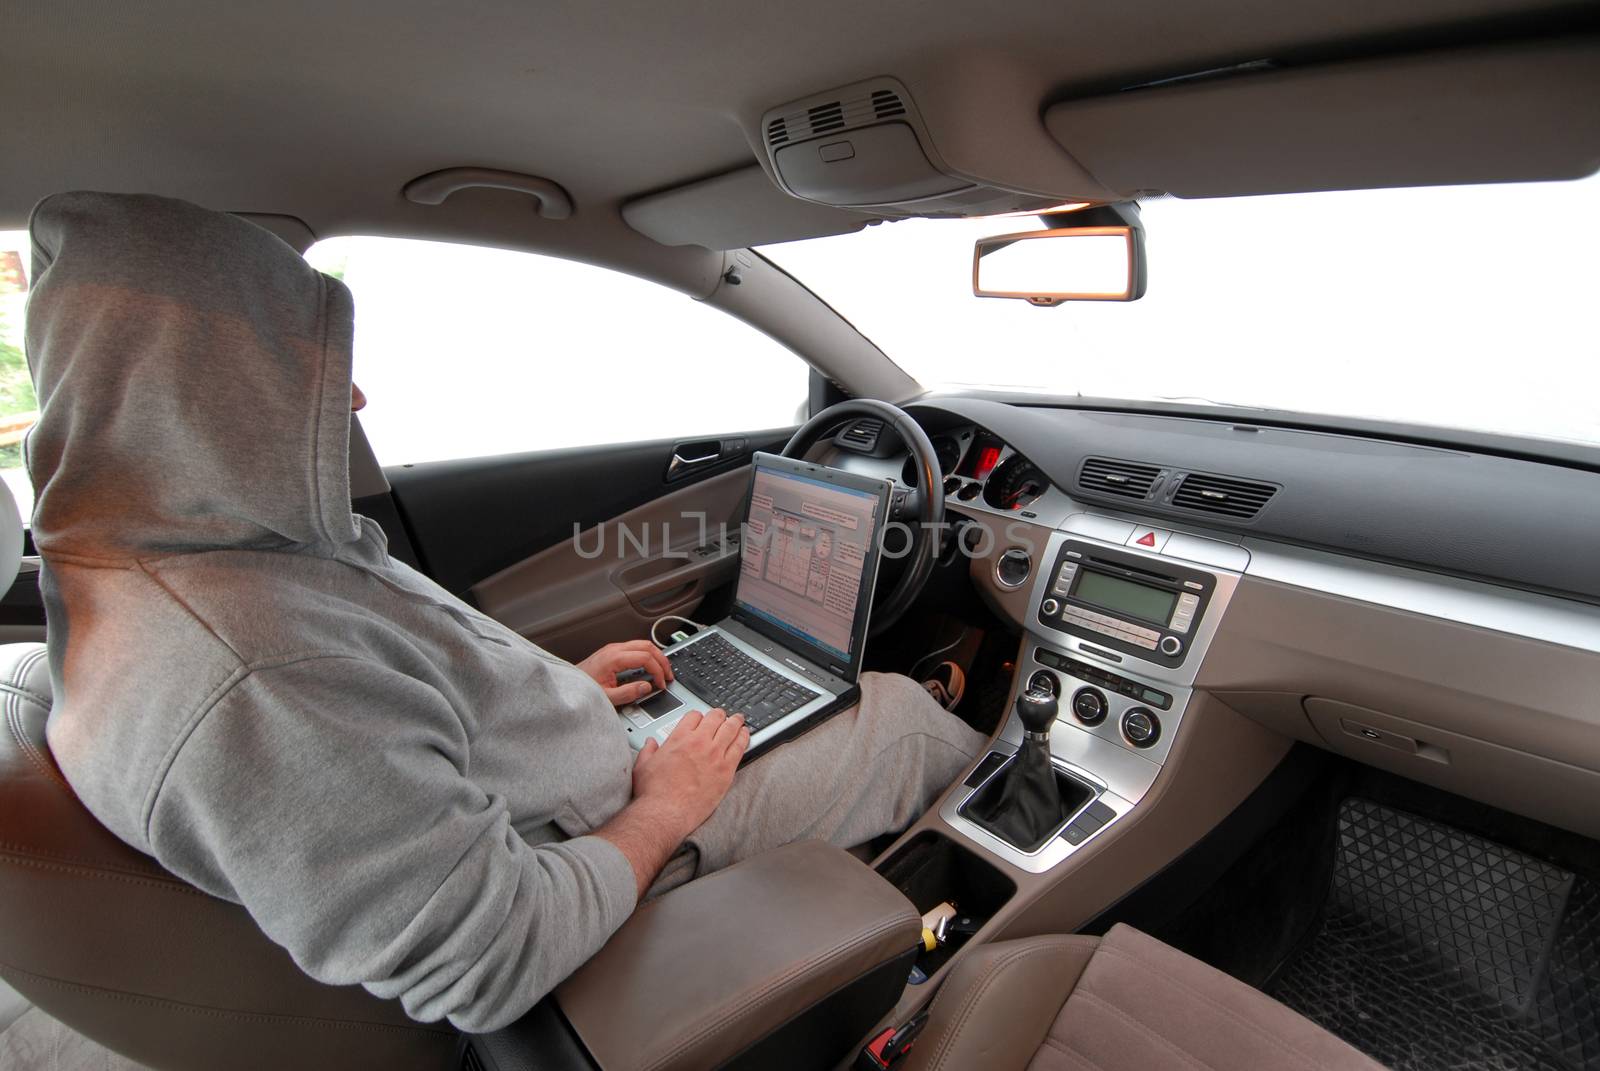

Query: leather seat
(904, 925), (1384, 1071)
(0, 483), (459, 1070)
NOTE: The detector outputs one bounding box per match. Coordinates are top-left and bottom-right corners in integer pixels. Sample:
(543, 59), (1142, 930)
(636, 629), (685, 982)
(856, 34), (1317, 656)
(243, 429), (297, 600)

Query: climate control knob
(1121, 707), (1161, 748)
(1071, 686), (1108, 726)
(1027, 670), (1059, 697)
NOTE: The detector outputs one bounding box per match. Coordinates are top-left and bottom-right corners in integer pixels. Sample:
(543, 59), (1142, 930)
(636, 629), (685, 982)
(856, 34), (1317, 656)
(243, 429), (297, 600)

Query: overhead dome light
(985, 201), (1092, 219)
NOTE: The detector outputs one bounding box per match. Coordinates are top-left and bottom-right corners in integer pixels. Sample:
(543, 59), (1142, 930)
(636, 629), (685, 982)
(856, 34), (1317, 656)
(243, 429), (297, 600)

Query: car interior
(3, 3), (1599, 1070)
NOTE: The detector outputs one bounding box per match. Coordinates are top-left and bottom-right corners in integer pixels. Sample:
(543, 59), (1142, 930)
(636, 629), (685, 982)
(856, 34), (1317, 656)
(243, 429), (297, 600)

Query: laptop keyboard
(667, 633), (822, 731)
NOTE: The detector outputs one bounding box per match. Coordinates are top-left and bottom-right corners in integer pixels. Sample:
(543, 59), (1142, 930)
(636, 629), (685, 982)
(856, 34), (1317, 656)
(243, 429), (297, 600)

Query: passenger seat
(905, 924), (1383, 1071)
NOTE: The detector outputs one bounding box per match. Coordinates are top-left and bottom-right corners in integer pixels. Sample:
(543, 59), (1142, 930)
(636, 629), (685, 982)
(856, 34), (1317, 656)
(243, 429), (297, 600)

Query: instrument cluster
(901, 426), (1051, 514)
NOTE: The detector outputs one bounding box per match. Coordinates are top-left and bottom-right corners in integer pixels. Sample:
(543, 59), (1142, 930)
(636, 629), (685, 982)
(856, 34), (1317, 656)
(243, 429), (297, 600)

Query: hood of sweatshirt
(24, 191), (359, 558)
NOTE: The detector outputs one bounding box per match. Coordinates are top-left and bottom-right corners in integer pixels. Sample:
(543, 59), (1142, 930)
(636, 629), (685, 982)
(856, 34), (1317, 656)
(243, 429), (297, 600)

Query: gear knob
(1016, 686), (1059, 735)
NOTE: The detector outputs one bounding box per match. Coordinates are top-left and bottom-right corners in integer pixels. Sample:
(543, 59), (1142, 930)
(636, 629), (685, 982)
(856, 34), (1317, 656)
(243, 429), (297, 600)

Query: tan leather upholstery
(907, 925), (1385, 1071)
(557, 839), (921, 1071)
(905, 935), (1100, 1071)
(0, 643), (459, 1071)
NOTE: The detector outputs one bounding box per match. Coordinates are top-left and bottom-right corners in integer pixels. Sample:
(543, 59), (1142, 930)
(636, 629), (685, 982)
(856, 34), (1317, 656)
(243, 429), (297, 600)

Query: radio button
(1052, 577), (1074, 595)
(1041, 598), (1061, 617)
(1159, 636), (1184, 657)
(1176, 593), (1201, 611)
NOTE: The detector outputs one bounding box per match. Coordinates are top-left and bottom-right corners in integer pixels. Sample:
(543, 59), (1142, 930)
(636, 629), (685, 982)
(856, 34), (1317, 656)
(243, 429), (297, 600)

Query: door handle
(666, 437), (747, 482)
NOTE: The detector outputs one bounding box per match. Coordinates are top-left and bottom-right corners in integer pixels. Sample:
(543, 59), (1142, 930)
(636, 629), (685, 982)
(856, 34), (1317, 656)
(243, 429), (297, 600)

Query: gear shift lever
(960, 685), (1070, 851)
(1017, 686), (1059, 739)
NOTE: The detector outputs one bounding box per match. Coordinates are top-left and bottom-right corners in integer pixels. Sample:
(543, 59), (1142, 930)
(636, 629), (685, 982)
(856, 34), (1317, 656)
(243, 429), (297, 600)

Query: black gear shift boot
(959, 744), (1093, 853)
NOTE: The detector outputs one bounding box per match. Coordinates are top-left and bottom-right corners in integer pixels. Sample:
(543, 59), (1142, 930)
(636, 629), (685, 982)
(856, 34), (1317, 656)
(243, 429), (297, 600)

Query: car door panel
(387, 429), (792, 658)
(386, 429), (791, 597)
(0, 558), (45, 642)
(473, 466), (750, 661)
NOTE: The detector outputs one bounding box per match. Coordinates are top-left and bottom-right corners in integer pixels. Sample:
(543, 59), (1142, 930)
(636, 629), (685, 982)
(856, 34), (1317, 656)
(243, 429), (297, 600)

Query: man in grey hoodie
(24, 192), (984, 1033)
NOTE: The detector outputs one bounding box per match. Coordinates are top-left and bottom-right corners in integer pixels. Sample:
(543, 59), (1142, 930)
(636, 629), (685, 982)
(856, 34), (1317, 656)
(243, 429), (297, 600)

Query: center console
(940, 514), (1247, 872)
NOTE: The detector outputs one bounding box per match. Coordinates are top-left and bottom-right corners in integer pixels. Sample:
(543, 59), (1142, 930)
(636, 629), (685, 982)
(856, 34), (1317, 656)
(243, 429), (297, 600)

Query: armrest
(556, 840), (921, 1071)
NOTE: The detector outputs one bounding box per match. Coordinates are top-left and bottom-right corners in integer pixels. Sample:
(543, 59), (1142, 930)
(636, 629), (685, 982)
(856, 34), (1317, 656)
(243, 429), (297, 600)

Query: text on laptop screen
(735, 466), (882, 663)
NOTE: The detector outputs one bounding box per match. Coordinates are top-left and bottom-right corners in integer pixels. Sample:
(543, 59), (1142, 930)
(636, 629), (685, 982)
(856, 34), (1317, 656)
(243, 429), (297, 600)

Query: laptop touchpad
(639, 690), (683, 720)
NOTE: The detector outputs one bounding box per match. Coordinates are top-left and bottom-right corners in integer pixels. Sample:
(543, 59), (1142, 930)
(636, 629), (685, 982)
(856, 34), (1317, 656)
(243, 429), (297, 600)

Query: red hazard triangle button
(1127, 526), (1170, 552)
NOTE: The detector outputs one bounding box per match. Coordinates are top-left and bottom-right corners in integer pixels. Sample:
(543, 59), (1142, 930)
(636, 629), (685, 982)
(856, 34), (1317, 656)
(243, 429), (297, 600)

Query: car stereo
(1036, 539), (1216, 668)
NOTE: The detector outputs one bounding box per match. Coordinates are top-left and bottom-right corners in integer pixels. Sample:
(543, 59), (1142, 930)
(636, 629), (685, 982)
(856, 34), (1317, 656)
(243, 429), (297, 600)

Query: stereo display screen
(1075, 570), (1178, 624)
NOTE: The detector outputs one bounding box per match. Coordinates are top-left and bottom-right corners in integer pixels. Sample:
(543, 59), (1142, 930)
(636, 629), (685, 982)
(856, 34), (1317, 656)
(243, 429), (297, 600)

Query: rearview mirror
(973, 206), (1147, 305)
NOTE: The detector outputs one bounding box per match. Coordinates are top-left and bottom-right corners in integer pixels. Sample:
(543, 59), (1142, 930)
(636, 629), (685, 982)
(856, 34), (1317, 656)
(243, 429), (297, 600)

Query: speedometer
(983, 454), (1049, 511)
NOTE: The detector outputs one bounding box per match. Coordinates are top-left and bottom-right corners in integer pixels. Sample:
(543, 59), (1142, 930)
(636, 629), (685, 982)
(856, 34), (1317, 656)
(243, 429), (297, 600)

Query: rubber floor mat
(1266, 798), (1600, 1070)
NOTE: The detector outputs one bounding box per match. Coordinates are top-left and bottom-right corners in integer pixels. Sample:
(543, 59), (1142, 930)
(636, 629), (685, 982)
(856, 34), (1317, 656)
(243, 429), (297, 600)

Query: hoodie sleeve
(146, 656), (640, 1032)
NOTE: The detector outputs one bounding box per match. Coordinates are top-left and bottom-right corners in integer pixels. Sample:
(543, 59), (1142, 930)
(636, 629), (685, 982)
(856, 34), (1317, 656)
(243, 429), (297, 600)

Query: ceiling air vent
(807, 100), (847, 136)
(1079, 457), (1161, 500)
(766, 85), (910, 147)
(1171, 473), (1277, 519)
(871, 88), (907, 120)
(836, 419), (883, 452)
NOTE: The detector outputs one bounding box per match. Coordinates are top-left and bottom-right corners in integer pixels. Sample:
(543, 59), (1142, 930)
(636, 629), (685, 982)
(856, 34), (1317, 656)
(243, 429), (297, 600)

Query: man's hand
(632, 709), (748, 834)
(593, 709), (748, 898)
(576, 639), (673, 707)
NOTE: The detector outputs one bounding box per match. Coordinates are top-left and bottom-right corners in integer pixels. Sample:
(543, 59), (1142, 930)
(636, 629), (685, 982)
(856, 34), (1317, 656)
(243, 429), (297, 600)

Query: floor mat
(1267, 797), (1600, 1070)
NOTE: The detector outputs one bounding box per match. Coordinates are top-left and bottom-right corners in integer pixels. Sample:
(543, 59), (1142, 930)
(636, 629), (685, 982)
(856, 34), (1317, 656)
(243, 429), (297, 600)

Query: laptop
(618, 452), (892, 758)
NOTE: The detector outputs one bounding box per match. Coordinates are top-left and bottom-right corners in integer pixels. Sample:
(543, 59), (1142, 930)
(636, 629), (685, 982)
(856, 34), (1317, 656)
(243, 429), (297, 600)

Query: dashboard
(819, 398), (1600, 846)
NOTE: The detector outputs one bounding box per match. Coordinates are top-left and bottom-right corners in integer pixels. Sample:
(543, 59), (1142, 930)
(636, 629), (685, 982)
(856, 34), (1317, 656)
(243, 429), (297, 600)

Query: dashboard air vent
(837, 419), (883, 452)
(1079, 457), (1161, 500)
(1171, 473), (1277, 519)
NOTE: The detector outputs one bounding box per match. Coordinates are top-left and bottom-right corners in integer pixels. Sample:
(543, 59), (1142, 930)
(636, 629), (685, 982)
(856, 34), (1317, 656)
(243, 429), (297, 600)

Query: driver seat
(0, 482), (459, 1070)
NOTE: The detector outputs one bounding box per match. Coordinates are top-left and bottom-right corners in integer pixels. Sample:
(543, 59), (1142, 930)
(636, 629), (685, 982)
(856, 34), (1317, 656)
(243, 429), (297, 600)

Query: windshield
(761, 172), (1600, 447)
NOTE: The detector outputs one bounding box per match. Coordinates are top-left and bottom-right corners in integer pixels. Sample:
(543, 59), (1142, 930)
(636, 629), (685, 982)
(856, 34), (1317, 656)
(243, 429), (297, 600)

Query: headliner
(5, 1), (1596, 282)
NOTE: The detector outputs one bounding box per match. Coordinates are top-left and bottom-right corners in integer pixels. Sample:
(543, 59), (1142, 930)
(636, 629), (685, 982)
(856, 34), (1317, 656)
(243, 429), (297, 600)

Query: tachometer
(901, 435), (964, 487)
(983, 454), (1049, 511)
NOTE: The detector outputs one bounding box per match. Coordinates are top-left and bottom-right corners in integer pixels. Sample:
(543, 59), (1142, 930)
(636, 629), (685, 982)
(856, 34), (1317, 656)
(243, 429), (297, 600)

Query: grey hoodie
(26, 192), (639, 1032)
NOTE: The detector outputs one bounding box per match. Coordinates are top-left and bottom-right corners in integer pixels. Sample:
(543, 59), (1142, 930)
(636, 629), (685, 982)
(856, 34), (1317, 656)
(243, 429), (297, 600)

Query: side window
(0, 231), (34, 520)
(305, 237), (811, 465)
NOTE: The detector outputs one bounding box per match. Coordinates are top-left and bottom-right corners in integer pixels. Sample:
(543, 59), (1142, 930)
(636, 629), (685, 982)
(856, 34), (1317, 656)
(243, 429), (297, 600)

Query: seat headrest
(0, 478), (22, 591)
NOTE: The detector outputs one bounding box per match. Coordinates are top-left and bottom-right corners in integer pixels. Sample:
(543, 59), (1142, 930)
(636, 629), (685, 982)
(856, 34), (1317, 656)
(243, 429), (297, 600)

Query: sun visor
(622, 164), (880, 249)
(1045, 36), (1600, 198)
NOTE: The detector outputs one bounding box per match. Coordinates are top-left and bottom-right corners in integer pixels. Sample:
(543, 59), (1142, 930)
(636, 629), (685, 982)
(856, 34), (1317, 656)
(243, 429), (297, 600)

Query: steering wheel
(782, 399), (945, 636)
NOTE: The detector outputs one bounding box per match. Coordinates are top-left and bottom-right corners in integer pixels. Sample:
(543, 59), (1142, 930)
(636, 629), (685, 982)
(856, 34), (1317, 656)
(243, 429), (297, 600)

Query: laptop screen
(733, 456), (888, 677)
